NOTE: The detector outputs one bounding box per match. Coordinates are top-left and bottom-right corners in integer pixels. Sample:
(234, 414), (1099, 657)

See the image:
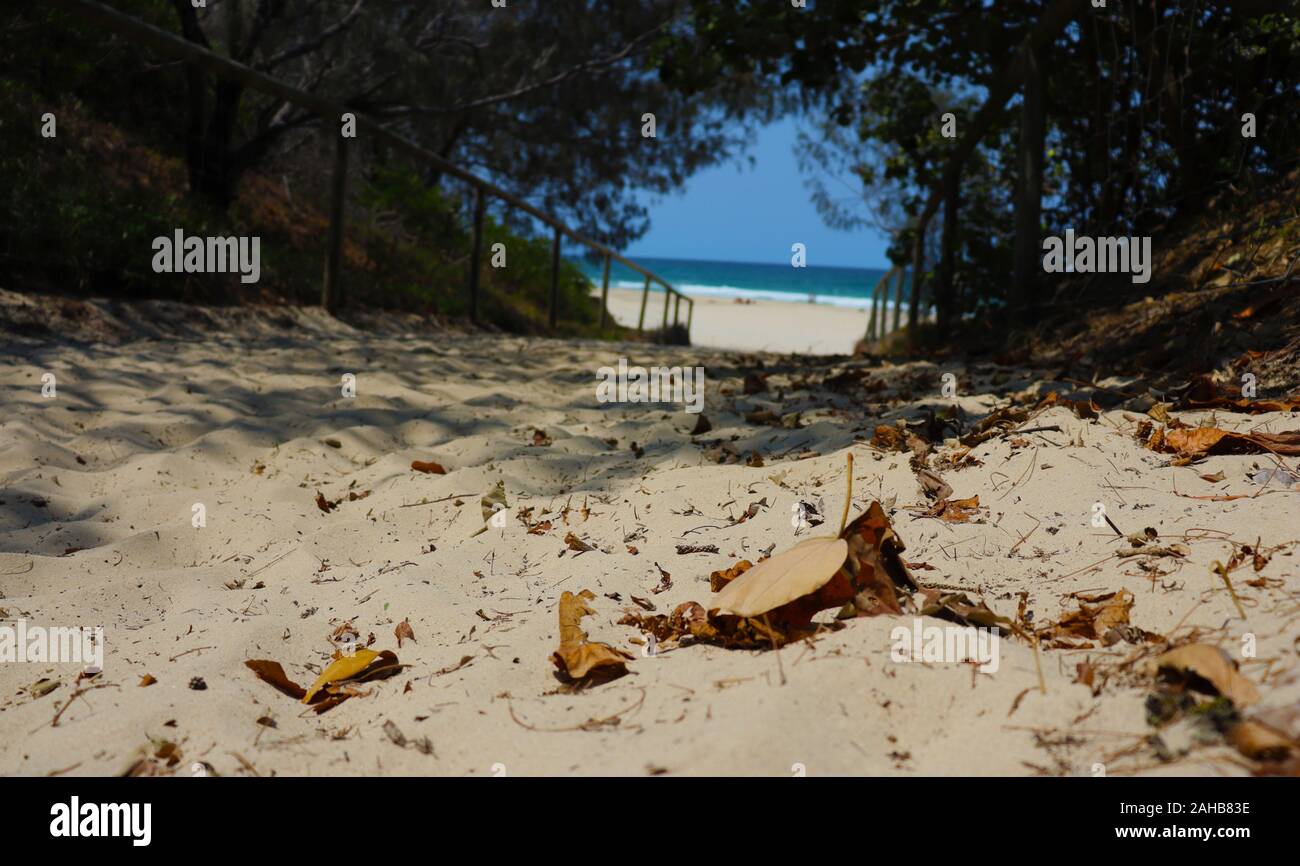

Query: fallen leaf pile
(1139, 422), (1300, 462)
(1174, 374), (1300, 414)
(616, 454), (924, 651)
(1035, 589), (1159, 648)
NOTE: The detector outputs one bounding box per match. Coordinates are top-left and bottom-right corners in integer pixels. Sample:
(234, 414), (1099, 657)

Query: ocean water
(577, 256), (897, 309)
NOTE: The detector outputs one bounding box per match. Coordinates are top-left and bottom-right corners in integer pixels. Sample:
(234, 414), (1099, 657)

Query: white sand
(599, 286), (878, 355)
(1, 298), (1297, 777)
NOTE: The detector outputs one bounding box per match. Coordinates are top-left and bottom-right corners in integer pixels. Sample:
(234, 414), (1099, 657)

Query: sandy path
(1, 319), (1296, 777)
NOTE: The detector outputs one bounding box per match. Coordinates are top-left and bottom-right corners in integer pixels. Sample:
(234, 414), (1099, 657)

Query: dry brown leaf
(651, 563), (672, 594)
(245, 659), (307, 700)
(395, 618), (416, 648)
(410, 460), (446, 474)
(916, 468), (953, 501)
(837, 500), (917, 618)
(550, 589), (632, 683)
(871, 425), (906, 451)
(1228, 720), (1295, 761)
(923, 495), (981, 523)
(709, 560), (753, 592)
(564, 532), (595, 553)
(918, 589), (1014, 633)
(1036, 391), (1100, 419)
(961, 406), (1030, 446)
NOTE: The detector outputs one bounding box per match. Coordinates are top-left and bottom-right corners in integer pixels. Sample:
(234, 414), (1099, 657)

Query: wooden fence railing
(864, 266), (906, 342)
(51, 0), (694, 340)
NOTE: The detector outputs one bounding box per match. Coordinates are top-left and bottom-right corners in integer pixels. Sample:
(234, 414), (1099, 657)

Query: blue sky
(623, 117), (892, 269)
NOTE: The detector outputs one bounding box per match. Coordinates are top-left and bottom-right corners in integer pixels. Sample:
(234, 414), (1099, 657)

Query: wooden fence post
(637, 275), (650, 332)
(322, 134), (348, 312)
(549, 226), (561, 331)
(866, 279), (879, 338)
(469, 187), (485, 325)
(875, 278), (886, 340)
(599, 253), (611, 329)
(891, 266), (905, 333)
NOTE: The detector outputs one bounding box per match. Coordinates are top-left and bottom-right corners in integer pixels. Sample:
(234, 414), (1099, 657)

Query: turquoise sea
(576, 256), (897, 310)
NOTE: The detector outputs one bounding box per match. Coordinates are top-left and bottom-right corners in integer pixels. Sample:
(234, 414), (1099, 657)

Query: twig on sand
(508, 688), (646, 733)
(49, 682), (119, 729)
(1008, 514), (1042, 556)
(169, 645), (216, 662)
(1049, 553), (1114, 582)
(399, 493), (477, 508)
(230, 752), (261, 776)
(246, 545), (299, 580)
(1211, 560), (1248, 620)
(996, 446), (1038, 501)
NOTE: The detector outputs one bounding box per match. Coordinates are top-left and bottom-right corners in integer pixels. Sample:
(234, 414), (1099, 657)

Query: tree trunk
(905, 0), (1087, 344)
(908, 230), (925, 348)
(935, 171), (960, 337)
(194, 80), (246, 207)
(171, 0), (246, 208)
(1012, 41), (1045, 320)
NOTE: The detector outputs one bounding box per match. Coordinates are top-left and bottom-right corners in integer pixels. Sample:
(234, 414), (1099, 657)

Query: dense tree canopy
(14, 0), (780, 247)
(661, 0), (1300, 334)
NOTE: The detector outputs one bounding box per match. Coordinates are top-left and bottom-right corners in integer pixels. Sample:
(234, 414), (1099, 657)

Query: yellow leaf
(303, 648), (380, 704)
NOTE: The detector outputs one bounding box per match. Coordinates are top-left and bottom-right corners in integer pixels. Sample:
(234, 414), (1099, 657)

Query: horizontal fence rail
(50, 0), (693, 340)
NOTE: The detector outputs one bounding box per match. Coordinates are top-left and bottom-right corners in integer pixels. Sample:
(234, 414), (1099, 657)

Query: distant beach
(581, 256), (900, 354)
(577, 256), (896, 309)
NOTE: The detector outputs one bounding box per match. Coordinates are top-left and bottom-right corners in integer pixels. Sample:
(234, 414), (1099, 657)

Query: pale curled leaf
(708, 536), (848, 617)
(1155, 644), (1260, 708)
